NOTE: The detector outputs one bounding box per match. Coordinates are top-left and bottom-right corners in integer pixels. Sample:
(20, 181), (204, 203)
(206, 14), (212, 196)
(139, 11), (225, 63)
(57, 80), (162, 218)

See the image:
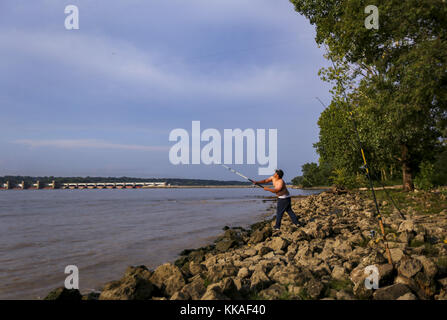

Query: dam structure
(0, 181), (169, 190)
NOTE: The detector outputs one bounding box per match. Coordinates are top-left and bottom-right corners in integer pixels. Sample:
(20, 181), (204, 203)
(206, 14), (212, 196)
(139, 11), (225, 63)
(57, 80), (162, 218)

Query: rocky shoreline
(45, 190), (447, 300)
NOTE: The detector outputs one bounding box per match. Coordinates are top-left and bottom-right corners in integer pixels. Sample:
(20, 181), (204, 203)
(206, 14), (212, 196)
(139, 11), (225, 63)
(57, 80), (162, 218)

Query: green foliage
(292, 162), (332, 187)
(290, 0), (447, 190)
(414, 161), (436, 190)
(330, 168), (357, 189)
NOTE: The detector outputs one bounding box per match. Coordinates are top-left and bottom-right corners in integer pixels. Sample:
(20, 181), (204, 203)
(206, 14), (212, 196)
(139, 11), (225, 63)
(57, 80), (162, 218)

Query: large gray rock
(373, 283), (412, 300)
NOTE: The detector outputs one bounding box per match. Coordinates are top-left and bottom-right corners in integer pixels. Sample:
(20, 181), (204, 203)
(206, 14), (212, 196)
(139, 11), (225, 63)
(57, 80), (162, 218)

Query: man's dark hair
(275, 169), (284, 178)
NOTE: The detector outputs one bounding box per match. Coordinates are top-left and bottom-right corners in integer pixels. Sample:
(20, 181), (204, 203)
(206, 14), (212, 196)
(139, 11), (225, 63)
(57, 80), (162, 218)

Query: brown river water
(0, 187), (322, 299)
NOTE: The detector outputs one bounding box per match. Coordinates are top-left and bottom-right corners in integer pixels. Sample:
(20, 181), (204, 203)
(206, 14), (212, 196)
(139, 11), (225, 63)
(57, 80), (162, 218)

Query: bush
(414, 161), (435, 190)
(330, 168), (357, 189)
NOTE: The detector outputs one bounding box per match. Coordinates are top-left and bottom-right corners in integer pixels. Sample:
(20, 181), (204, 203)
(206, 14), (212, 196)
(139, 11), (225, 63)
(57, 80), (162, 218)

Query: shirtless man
(253, 169), (300, 230)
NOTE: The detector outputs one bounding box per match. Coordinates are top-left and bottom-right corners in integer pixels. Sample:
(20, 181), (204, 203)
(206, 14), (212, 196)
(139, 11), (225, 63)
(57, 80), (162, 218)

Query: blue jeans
(275, 197), (299, 229)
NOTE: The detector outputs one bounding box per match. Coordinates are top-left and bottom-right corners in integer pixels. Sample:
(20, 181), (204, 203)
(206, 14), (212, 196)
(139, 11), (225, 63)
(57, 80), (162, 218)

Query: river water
(0, 187), (321, 299)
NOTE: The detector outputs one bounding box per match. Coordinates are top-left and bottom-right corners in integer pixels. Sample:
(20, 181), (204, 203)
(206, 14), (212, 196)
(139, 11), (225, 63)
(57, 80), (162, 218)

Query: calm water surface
(0, 187), (321, 299)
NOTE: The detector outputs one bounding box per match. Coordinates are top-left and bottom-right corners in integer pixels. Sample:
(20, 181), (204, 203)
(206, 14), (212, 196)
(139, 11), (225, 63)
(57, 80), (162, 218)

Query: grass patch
(297, 288), (312, 300)
(358, 189), (447, 216)
(423, 243), (439, 256)
(328, 278), (353, 293)
(409, 239), (425, 247)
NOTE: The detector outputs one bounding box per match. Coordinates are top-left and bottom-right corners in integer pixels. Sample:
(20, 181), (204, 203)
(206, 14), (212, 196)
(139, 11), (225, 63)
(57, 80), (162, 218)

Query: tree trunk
(401, 144), (414, 191)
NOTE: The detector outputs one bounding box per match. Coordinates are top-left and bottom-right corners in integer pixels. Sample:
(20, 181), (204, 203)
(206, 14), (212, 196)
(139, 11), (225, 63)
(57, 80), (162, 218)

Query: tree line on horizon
(290, 0), (447, 191)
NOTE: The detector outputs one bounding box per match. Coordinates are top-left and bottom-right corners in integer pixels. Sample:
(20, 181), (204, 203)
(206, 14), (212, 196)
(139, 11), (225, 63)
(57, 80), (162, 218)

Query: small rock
(396, 292), (417, 300)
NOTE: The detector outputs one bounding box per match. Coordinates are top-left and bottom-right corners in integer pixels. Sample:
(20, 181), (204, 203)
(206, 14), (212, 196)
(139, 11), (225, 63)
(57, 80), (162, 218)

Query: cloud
(13, 139), (169, 152)
(0, 29), (303, 101)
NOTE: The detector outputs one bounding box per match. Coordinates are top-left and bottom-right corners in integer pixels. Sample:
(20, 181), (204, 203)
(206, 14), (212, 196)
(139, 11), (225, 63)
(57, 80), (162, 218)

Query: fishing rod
(220, 164), (264, 188)
(316, 91), (394, 266)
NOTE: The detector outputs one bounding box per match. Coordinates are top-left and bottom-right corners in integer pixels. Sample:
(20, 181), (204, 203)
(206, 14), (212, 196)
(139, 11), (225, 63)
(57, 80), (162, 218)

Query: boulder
(44, 287), (82, 301)
(270, 237), (289, 252)
(150, 263), (186, 297)
(398, 220), (415, 233)
(201, 283), (229, 300)
(250, 269), (271, 291)
(216, 239), (237, 252)
(180, 276), (206, 300)
(206, 263), (238, 283)
(398, 258), (423, 278)
(189, 261), (207, 276)
(250, 227), (271, 244)
(99, 266), (155, 300)
(304, 278), (324, 299)
(390, 248), (405, 263)
(237, 267), (250, 279)
(331, 265), (346, 280)
(413, 255), (438, 278)
(373, 283), (412, 300)
(259, 283), (286, 300)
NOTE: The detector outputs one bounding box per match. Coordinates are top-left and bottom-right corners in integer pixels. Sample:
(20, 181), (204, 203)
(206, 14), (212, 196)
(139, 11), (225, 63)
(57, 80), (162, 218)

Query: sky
(0, 0), (332, 181)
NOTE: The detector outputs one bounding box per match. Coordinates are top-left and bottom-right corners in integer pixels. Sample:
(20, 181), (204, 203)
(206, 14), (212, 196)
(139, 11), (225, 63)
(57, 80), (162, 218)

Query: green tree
(291, 0), (447, 191)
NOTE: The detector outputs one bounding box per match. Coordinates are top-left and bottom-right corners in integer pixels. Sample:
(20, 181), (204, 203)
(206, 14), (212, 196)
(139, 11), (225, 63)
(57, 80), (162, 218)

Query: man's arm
(254, 176), (273, 184)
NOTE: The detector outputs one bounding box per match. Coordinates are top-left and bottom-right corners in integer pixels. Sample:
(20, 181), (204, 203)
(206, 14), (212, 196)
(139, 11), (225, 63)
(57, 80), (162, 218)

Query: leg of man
(275, 198), (288, 229)
(285, 198), (299, 225)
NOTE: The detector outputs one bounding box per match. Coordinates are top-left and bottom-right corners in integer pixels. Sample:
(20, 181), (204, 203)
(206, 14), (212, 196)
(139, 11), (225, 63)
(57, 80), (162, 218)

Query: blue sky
(0, 0), (332, 181)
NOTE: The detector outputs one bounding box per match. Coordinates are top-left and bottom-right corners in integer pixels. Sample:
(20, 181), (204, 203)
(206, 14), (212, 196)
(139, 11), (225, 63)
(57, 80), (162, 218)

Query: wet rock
(44, 287), (82, 301)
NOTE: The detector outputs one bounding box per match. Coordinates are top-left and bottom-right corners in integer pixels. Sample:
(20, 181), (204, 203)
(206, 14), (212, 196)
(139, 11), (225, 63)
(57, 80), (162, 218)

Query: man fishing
(253, 169), (301, 230)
